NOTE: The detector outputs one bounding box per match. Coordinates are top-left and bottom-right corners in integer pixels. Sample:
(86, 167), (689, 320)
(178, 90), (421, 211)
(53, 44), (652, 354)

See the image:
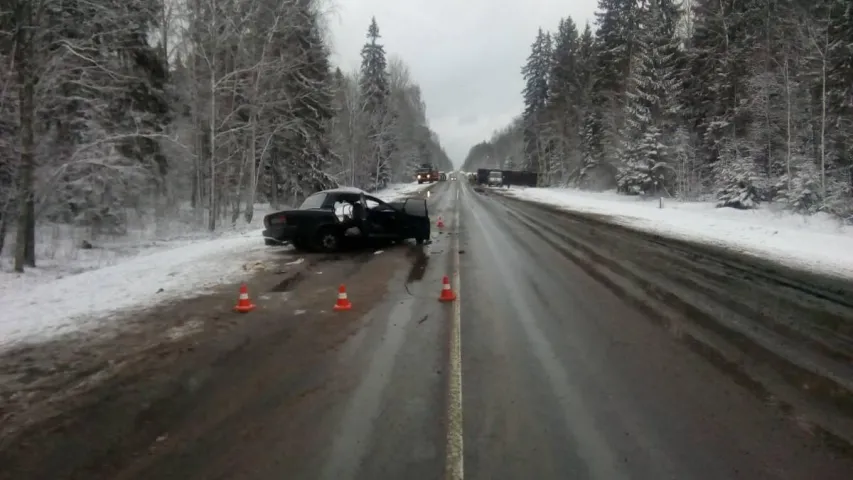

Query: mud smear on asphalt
(271, 272), (305, 292)
(267, 248), (375, 293)
(405, 246), (429, 284)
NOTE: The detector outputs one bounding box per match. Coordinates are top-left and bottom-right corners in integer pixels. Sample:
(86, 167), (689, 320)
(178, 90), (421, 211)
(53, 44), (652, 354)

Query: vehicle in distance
(416, 163), (439, 184)
(262, 188), (431, 252)
(487, 170), (503, 187)
(439, 172), (447, 181)
(449, 172), (457, 181)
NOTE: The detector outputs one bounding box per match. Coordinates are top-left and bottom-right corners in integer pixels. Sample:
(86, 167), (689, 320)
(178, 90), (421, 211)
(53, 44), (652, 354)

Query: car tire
(315, 228), (340, 253)
(415, 237), (425, 245)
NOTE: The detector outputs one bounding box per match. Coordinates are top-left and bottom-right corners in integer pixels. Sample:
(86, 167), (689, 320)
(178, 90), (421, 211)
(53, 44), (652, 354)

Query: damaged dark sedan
(262, 188), (431, 252)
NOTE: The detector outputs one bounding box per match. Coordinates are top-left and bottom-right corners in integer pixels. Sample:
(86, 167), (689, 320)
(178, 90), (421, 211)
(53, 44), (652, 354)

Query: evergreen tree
(591, 0), (640, 165)
(359, 17), (392, 189)
(284, 2), (338, 199)
(617, 0), (684, 195)
(825, 0), (853, 214)
(547, 17), (581, 182)
(688, 0), (765, 207)
(521, 28), (552, 174)
(576, 23), (604, 186)
(468, 0), (852, 217)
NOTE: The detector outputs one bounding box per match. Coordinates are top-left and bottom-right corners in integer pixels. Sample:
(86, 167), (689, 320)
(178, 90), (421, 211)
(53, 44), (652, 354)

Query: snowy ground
(502, 187), (853, 280)
(0, 182), (432, 350)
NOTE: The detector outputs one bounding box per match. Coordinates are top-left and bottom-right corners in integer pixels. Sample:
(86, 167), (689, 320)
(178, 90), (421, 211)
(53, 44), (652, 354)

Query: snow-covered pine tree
(575, 23), (607, 188)
(470, 0), (852, 218)
(359, 17), (392, 190)
(280, 0), (338, 206)
(521, 28), (552, 176)
(688, 0), (765, 208)
(592, 0), (640, 170)
(820, 0), (853, 217)
(616, 0), (683, 196)
(547, 17), (581, 184)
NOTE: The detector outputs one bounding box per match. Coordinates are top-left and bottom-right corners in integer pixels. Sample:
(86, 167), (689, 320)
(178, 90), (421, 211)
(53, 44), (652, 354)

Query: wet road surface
(3, 180), (853, 480)
(458, 184), (853, 479)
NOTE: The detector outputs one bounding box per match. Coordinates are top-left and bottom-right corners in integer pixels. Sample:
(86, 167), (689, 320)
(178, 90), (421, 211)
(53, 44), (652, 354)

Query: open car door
(353, 192), (371, 237)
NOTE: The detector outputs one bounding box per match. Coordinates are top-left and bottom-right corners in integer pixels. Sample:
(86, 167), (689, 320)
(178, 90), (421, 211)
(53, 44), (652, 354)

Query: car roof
(318, 188), (386, 203)
(321, 186), (366, 194)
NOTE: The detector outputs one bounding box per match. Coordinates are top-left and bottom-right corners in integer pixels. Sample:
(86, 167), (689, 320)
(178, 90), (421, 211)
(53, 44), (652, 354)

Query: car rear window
(299, 193), (327, 210)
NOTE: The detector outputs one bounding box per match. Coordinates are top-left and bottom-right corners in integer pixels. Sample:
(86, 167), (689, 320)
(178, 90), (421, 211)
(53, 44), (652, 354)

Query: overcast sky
(326, 0), (598, 167)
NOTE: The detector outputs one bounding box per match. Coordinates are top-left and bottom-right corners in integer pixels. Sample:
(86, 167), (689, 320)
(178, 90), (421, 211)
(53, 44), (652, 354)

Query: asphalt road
(3, 179), (853, 480)
(457, 183), (853, 479)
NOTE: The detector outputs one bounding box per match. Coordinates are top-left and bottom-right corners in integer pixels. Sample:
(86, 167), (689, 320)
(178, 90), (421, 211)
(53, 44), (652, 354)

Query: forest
(0, 0), (452, 272)
(462, 0), (852, 219)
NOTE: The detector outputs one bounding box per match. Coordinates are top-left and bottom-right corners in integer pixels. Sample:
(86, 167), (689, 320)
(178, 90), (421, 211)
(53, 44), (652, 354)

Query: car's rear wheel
(315, 228), (340, 252)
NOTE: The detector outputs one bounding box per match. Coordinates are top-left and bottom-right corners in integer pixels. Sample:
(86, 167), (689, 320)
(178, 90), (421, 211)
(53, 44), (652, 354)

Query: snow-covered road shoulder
(0, 182), (432, 350)
(1, 231), (270, 348)
(501, 187), (853, 280)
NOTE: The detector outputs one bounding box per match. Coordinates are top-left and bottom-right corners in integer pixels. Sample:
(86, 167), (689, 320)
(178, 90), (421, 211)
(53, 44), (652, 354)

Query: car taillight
(270, 215), (287, 225)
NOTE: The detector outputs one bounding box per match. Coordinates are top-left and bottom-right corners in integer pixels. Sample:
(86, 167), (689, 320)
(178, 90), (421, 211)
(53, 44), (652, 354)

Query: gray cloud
(457, 115), (478, 126)
(328, 0), (597, 166)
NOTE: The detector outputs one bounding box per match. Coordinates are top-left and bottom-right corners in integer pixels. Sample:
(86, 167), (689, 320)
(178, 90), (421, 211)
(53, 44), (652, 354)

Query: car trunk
(263, 209), (336, 228)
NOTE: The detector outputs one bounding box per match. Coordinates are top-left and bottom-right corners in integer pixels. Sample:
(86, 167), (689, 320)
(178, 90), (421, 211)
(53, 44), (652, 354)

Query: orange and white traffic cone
(333, 284), (352, 311)
(233, 284), (256, 313)
(438, 275), (456, 302)
(437, 216), (445, 228)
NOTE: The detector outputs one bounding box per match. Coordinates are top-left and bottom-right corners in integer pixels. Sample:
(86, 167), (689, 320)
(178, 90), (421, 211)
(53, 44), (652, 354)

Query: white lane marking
(445, 184), (464, 480)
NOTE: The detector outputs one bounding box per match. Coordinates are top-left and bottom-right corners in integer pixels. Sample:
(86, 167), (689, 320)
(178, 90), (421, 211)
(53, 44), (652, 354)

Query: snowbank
(0, 182), (432, 349)
(503, 187), (853, 279)
(371, 182), (434, 201)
